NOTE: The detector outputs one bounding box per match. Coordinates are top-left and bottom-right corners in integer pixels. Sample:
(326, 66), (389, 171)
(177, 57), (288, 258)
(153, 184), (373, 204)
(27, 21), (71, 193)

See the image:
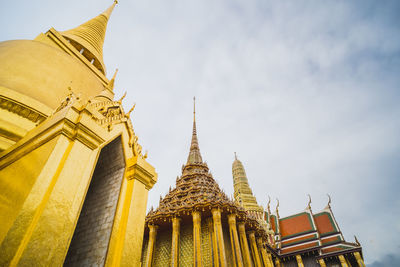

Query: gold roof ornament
(267, 195), (271, 214)
(306, 194), (312, 210)
(61, 0), (118, 74)
(275, 198), (280, 218)
(326, 194), (332, 209)
(108, 68), (119, 90)
(187, 96), (203, 164)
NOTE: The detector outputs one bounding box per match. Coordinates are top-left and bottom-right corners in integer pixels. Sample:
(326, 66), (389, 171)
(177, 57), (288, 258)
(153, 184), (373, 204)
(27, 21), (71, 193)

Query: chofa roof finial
(306, 194), (312, 210)
(275, 198), (280, 218)
(326, 194), (332, 209)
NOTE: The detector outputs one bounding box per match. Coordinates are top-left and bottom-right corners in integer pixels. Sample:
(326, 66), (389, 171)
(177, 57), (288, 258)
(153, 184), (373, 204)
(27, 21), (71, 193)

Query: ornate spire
(232, 154), (260, 210)
(61, 0), (118, 74)
(186, 97), (203, 164)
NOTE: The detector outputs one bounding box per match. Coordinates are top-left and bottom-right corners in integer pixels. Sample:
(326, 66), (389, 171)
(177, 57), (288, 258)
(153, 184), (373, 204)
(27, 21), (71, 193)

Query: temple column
(237, 222), (252, 267)
(257, 237), (271, 267)
(275, 258), (281, 267)
(267, 253), (274, 267)
(338, 255), (349, 267)
(318, 258), (327, 267)
(212, 208), (227, 267)
(248, 231), (262, 267)
(145, 224), (158, 267)
(207, 217), (218, 267)
(171, 217), (181, 267)
(228, 214), (243, 267)
(296, 254), (304, 267)
(354, 252), (366, 267)
(193, 211), (202, 267)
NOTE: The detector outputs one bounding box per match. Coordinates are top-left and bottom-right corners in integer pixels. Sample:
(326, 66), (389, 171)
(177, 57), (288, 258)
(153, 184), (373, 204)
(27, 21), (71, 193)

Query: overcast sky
(1, 0), (399, 265)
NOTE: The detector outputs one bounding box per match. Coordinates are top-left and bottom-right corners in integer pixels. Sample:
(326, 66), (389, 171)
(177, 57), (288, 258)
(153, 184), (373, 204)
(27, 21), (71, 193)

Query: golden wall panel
(140, 236), (149, 266)
(0, 137), (58, 245)
(179, 222), (193, 266)
(153, 228), (172, 267)
(201, 218), (212, 267)
(222, 221), (234, 266)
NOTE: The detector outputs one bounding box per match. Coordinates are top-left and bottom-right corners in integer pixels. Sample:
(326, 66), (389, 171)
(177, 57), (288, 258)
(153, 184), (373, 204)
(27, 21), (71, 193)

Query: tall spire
(232, 155), (261, 210)
(61, 0), (118, 74)
(186, 97), (203, 164)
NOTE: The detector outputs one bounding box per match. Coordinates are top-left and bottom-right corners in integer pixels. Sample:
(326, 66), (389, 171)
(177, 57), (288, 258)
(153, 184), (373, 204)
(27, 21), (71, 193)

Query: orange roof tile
(281, 233), (318, 247)
(280, 241), (319, 254)
(280, 212), (314, 238)
(313, 212), (338, 236)
(321, 235), (341, 246)
(270, 215), (277, 233)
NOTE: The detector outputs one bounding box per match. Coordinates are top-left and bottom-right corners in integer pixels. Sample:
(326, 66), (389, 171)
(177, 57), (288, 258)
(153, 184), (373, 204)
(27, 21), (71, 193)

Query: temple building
(0, 1), (157, 266)
(233, 157), (365, 267)
(0, 0), (366, 266)
(140, 103), (365, 266)
(141, 102), (277, 267)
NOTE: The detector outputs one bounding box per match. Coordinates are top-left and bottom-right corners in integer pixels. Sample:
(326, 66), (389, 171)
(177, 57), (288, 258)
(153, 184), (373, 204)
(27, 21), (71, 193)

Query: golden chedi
(141, 100), (276, 267)
(232, 153), (274, 244)
(0, 1), (157, 266)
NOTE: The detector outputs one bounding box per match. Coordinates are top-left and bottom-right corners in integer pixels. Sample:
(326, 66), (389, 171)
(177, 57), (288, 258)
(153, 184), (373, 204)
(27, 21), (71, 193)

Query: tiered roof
(146, 100), (264, 234)
(267, 197), (361, 258)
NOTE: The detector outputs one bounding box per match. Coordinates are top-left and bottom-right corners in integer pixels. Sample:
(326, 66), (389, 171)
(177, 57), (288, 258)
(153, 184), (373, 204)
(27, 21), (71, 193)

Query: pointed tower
(142, 101), (274, 267)
(232, 154), (263, 216)
(61, 0), (118, 74)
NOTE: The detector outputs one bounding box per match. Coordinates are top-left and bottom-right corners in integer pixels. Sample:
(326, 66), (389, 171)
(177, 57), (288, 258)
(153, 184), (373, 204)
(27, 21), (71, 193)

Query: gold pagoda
(141, 100), (276, 267)
(0, 1), (157, 266)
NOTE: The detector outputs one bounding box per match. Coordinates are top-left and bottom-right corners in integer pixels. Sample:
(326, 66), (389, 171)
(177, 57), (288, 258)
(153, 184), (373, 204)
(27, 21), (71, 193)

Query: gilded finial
(125, 103), (136, 118)
(118, 91), (127, 103)
(234, 152), (237, 160)
(275, 198), (280, 218)
(193, 96), (196, 122)
(306, 194), (312, 210)
(354, 235), (361, 246)
(267, 195), (271, 213)
(108, 68), (118, 90)
(326, 194), (332, 209)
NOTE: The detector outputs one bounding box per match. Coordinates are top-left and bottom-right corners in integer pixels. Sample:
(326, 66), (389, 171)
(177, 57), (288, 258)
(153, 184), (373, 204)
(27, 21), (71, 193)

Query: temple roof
(61, 1), (117, 74)
(269, 200), (362, 257)
(146, 101), (251, 226)
(146, 101), (271, 241)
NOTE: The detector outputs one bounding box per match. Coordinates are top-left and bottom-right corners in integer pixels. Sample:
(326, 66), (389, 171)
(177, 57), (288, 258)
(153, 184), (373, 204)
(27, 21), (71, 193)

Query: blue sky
(1, 0), (400, 265)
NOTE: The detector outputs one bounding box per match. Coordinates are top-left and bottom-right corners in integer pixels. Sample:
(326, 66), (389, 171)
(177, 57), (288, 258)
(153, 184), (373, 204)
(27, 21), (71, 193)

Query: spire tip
(193, 96), (196, 122)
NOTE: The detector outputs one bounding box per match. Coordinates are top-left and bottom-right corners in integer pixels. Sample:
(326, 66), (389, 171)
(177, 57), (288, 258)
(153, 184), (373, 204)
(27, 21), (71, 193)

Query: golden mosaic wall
(179, 222), (193, 266)
(201, 218), (212, 267)
(153, 228), (172, 267)
(223, 221), (234, 266)
(140, 236), (148, 266)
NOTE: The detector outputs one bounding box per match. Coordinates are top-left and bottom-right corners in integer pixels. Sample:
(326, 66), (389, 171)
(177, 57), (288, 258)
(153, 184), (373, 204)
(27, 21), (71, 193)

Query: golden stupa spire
(187, 97), (203, 164)
(61, 0), (118, 74)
